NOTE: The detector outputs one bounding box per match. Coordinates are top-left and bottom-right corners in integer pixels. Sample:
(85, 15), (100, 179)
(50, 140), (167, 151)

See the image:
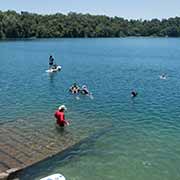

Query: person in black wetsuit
(49, 55), (54, 68)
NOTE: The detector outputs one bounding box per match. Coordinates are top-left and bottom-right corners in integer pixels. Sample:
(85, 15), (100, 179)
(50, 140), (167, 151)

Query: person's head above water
(73, 83), (78, 87)
(131, 91), (137, 97)
(82, 85), (87, 89)
(58, 105), (67, 112)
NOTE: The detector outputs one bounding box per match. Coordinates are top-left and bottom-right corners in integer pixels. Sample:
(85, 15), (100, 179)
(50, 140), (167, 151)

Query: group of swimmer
(69, 83), (90, 95)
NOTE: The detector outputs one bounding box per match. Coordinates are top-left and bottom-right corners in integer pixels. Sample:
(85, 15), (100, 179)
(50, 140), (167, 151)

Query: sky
(1, 0), (180, 20)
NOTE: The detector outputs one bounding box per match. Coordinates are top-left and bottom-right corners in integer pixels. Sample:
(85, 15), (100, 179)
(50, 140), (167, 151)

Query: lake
(1, 38), (180, 180)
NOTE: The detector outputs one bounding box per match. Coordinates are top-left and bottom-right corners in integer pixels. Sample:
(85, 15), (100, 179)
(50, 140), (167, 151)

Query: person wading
(54, 105), (69, 127)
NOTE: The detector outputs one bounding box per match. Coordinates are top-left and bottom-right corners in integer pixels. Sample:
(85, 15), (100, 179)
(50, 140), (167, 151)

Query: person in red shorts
(54, 105), (69, 127)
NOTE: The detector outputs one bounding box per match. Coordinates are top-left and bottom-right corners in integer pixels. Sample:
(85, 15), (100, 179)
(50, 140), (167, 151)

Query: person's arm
(61, 113), (70, 125)
(54, 111), (57, 118)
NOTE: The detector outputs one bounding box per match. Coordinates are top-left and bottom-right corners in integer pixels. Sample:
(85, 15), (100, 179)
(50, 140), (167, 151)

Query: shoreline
(0, 36), (179, 42)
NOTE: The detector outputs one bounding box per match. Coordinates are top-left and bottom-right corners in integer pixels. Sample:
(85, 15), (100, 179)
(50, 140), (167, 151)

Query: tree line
(0, 10), (180, 39)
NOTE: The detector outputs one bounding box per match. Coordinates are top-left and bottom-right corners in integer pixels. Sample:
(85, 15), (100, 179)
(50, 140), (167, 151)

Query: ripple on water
(1, 38), (180, 180)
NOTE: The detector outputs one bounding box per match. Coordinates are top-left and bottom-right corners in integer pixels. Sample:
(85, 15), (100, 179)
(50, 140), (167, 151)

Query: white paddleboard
(40, 173), (66, 180)
(46, 66), (62, 73)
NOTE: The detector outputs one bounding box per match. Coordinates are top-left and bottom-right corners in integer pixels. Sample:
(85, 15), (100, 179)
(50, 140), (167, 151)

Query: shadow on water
(12, 125), (113, 180)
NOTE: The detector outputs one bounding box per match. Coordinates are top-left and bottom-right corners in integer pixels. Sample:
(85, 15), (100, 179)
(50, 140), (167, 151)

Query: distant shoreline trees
(0, 10), (180, 39)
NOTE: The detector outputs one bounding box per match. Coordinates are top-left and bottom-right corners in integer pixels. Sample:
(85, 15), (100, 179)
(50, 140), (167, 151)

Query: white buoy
(40, 173), (66, 180)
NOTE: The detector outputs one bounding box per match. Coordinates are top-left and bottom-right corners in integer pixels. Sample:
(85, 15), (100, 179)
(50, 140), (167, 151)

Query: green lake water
(1, 38), (180, 180)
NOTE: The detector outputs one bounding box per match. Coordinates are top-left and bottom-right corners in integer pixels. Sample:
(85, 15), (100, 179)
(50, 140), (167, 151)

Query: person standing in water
(54, 105), (69, 127)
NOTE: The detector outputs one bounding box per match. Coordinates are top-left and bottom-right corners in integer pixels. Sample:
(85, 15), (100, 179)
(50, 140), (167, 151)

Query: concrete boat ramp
(0, 120), (111, 179)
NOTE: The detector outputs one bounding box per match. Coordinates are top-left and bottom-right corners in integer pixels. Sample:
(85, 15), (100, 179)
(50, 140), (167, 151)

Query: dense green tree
(0, 10), (180, 39)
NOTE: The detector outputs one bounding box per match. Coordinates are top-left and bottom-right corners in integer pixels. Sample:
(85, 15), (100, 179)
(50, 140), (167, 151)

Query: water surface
(1, 38), (180, 180)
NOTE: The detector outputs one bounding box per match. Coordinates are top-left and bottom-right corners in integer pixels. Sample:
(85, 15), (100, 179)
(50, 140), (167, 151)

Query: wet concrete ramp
(0, 120), (83, 177)
(0, 119), (110, 179)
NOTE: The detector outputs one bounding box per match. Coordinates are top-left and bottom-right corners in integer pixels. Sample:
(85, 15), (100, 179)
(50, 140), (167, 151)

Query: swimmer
(131, 91), (138, 98)
(80, 85), (89, 95)
(69, 83), (80, 94)
(160, 74), (167, 80)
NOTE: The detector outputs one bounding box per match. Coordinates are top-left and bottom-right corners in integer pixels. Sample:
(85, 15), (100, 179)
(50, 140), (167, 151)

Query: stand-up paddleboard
(46, 65), (62, 73)
(40, 173), (66, 180)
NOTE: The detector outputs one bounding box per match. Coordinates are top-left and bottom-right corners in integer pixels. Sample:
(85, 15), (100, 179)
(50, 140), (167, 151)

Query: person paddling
(54, 105), (69, 127)
(49, 55), (54, 68)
